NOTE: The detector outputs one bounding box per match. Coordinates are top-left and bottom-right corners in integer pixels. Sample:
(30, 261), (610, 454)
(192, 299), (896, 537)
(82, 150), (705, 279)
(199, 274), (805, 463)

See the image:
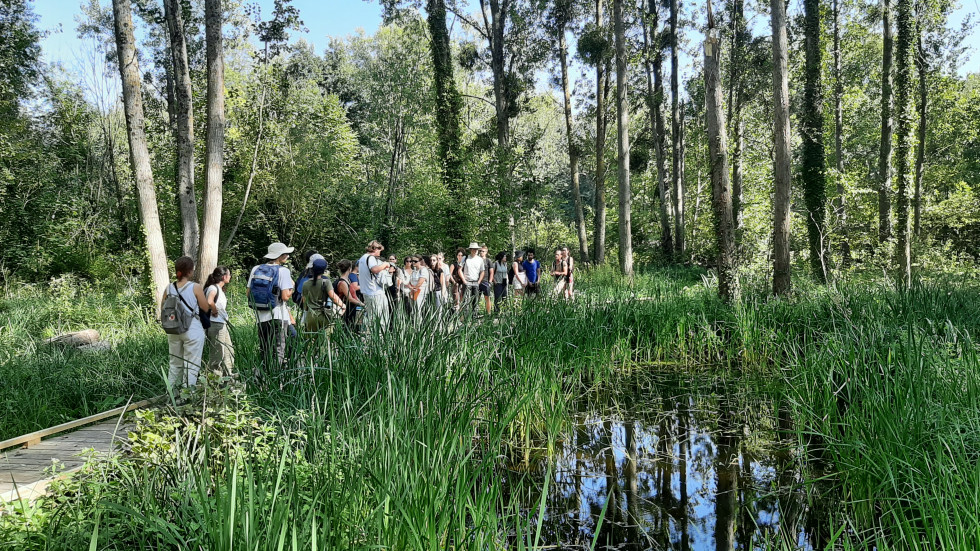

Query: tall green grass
(2, 267), (980, 548)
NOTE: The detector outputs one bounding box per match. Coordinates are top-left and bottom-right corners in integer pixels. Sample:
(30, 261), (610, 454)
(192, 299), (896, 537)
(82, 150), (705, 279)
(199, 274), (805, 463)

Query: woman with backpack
(408, 256), (430, 314)
(204, 266), (234, 377)
(161, 256), (210, 389)
(492, 251), (510, 312)
(551, 249), (569, 298)
(333, 259), (363, 332)
(512, 251), (527, 298)
(302, 258), (346, 333)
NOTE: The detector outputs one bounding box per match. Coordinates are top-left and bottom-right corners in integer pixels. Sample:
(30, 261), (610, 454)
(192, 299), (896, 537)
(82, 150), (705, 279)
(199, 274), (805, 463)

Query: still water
(507, 374), (836, 550)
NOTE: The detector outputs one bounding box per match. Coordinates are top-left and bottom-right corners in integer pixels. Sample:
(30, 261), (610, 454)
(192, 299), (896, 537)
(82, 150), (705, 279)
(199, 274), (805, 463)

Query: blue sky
(33, 0), (979, 78)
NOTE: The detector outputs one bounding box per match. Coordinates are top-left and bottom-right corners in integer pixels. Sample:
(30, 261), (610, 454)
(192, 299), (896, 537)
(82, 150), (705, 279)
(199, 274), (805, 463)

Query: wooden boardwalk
(0, 418), (131, 503)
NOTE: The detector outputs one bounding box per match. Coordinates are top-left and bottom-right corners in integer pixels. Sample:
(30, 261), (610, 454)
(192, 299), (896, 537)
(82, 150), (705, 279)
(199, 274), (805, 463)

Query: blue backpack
(248, 264), (280, 311)
(293, 272), (311, 306)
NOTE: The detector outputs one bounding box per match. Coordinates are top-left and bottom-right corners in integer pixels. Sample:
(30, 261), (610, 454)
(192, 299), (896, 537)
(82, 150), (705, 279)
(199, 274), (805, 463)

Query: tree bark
(199, 0), (224, 282)
(559, 26), (590, 263)
(833, 0), (850, 265)
(593, 0), (609, 264)
(670, 0), (684, 256)
(705, 8), (737, 303)
(427, 0), (467, 244)
(727, 0), (745, 237)
(163, 0), (198, 260)
(878, 0), (894, 243)
(913, 24), (926, 237)
(486, 0), (512, 207)
(802, 0), (828, 282)
(642, 0), (674, 257)
(771, 0), (792, 296)
(894, 0), (913, 285)
(613, 0), (633, 275)
(112, 0), (170, 308)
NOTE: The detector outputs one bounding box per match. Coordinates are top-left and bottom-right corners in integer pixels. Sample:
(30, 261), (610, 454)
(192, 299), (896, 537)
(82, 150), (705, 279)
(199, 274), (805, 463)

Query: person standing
(437, 252), (452, 306)
(334, 259), (363, 332)
(408, 256), (430, 314)
(512, 251), (527, 298)
(562, 246), (575, 299)
(204, 266), (234, 377)
(357, 240), (394, 335)
(162, 256), (209, 389)
(302, 258), (345, 333)
(491, 251), (510, 312)
(397, 256), (414, 316)
(247, 242), (295, 377)
(551, 249), (569, 297)
(462, 243), (484, 312)
(522, 250), (541, 296)
(451, 248), (467, 309)
(479, 245), (493, 314)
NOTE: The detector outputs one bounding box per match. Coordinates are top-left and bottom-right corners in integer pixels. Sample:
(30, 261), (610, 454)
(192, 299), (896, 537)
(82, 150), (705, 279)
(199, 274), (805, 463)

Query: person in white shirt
(161, 256), (209, 389)
(357, 240), (394, 335)
(247, 242), (295, 377)
(204, 266), (234, 377)
(462, 242), (485, 312)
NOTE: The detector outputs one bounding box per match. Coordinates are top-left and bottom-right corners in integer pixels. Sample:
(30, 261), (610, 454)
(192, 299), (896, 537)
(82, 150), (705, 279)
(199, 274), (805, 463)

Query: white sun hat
(305, 253), (325, 269)
(264, 242), (295, 259)
(468, 242), (480, 249)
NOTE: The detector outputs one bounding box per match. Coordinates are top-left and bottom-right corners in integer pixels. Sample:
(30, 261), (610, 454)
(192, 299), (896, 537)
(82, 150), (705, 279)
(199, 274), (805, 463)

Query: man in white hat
(247, 242), (295, 377)
(357, 240), (394, 335)
(461, 242), (485, 312)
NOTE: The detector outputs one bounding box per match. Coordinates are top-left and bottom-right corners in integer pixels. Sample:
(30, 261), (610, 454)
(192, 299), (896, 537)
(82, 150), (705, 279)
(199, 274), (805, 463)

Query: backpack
(293, 271), (311, 306)
(161, 283), (194, 335)
(248, 264), (281, 311)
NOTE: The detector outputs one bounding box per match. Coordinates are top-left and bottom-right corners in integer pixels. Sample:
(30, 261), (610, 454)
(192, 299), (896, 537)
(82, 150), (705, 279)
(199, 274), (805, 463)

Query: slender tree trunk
(488, 0), (512, 207)
(670, 0), (684, 256)
(593, 0), (609, 263)
(833, 0), (850, 265)
(427, 0), (467, 244)
(112, 0), (170, 308)
(163, 0), (198, 260)
(913, 24), (926, 237)
(771, 0), (792, 296)
(878, 0), (894, 243)
(705, 8), (737, 303)
(642, 0), (674, 257)
(727, 0), (745, 237)
(802, 0), (828, 282)
(613, 0), (633, 275)
(199, 0), (224, 281)
(559, 28), (590, 263)
(894, 0), (913, 285)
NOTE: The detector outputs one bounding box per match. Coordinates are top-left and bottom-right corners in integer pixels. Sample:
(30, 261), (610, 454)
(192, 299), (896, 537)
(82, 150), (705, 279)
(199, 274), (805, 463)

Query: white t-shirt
(205, 284), (228, 323)
(463, 255), (483, 285)
(247, 264), (294, 322)
(357, 254), (385, 296)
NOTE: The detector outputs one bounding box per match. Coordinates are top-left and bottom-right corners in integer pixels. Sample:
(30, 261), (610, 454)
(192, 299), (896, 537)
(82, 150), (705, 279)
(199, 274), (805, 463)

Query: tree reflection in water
(506, 373), (836, 550)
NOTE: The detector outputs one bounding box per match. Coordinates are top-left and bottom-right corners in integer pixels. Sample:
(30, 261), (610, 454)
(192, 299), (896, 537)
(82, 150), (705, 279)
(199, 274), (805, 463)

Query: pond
(505, 373), (837, 550)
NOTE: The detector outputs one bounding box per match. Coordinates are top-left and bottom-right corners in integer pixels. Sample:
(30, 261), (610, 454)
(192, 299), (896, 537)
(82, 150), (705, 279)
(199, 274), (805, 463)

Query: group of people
(161, 239), (579, 390)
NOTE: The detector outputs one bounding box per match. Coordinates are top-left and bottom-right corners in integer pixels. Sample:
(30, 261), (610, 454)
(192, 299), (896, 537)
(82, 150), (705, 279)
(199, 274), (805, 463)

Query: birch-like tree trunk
(559, 25), (590, 263)
(593, 0), (609, 264)
(878, 0), (894, 243)
(727, 0), (745, 237)
(670, 0), (684, 256)
(641, 0), (674, 257)
(613, 0), (633, 275)
(893, 0), (913, 285)
(771, 0), (792, 296)
(112, 0), (170, 308)
(199, 0), (224, 281)
(163, 0), (198, 260)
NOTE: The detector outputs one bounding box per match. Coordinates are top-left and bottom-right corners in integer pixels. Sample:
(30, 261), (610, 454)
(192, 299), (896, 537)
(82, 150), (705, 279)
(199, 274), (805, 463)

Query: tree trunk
(833, 0), (850, 265)
(893, 0), (913, 285)
(163, 0), (198, 260)
(559, 27), (590, 263)
(593, 0), (609, 264)
(802, 0), (828, 282)
(199, 0), (224, 282)
(878, 0), (894, 243)
(913, 23), (926, 237)
(613, 0), (633, 276)
(771, 0), (792, 296)
(427, 0), (467, 244)
(705, 9), (737, 303)
(727, 0), (745, 237)
(670, 0), (684, 256)
(112, 0), (170, 308)
(642, 0), (674, 257)
(488, 0), (512, 207)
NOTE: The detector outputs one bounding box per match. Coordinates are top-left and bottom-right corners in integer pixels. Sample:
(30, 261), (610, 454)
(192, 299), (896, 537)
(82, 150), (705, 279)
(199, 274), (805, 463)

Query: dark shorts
(525, 282), (540, 295)
(479, 281), (491, 296)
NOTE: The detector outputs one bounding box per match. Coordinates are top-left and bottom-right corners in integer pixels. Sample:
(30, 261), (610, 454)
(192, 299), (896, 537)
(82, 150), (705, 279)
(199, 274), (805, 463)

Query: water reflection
(508, 374), (833, 550)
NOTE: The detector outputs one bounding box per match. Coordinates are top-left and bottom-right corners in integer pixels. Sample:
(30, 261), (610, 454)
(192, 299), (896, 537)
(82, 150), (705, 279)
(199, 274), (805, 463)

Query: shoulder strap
(173, 282), (194, 312)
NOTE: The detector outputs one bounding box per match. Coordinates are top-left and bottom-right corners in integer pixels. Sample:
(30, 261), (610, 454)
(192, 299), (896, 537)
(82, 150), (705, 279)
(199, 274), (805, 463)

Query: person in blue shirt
(522, 250), (541, 296)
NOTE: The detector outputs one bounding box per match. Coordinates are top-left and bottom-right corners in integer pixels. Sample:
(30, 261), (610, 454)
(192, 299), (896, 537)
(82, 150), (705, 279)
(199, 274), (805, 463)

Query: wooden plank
(0, 396), (161, 452)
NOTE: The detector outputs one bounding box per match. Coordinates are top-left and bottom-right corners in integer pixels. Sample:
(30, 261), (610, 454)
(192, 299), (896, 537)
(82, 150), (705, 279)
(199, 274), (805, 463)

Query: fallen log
(44, 330), (101, 348)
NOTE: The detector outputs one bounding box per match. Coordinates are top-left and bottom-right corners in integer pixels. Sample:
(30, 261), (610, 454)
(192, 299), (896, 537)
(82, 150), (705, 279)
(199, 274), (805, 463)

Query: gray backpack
(161, 283), (194, 335)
